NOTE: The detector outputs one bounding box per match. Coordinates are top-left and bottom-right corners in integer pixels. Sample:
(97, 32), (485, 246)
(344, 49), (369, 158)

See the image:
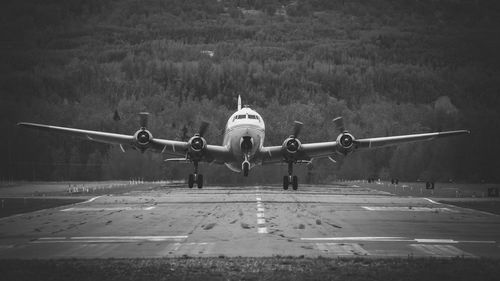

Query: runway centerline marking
(255, 191), (268, 234)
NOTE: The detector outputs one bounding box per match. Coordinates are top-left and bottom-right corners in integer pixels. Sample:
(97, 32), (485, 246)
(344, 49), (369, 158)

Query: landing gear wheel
(197, 174), (203, 189)
(243, 162), (249, 177)
(283, 176), (289, 190)
(188, 174), (194, 188)
(292, 176), (298, 190)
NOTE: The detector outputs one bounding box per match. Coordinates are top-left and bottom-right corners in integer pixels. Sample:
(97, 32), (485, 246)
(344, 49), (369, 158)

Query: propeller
(139, 112), (149, 129)
(190, 121), (210, 152)
(284, 121), (303, 154)
(332, 117), (345, 133)
(198, 121), (209, 137)
(332, 116), (356, 154)
(291, 121), (303, 138)
(135, 112), (152, 149)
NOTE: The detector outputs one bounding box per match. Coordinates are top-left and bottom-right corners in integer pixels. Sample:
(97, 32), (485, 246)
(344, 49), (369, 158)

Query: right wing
(17, 122), (231, 163)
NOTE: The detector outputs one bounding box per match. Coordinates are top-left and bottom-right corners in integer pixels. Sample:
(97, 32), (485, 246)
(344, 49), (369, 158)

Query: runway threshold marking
(411, 244), (476, 258)
(316, 243), (369, 256)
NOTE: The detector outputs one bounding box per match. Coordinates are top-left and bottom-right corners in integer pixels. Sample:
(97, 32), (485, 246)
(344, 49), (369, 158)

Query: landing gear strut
(283, 162), (298, 190)
(188, 161), (203, 188)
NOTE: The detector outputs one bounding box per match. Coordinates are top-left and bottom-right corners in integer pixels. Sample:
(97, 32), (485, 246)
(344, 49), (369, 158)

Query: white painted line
(258, 227), (268, 234)
(68, 236), (188, 240)
(34, 235), (188, 243)
(316, 243), (369, 256)
(61, 206), (156, 212)
(301, 237), (410, 242)
(256, 213), (264, 218)
(257, 203), (263, 208)
(83, 196), (103, 204)
(458, 240), (496, 244)
(424, 198), (439, 204)
(411, 244), (475, 258)
(256, 197), (262, 201)
(257, 218), (266, 224)
(257, 207), (265, 212)
(415, 239), (458, 244)
(362, 206), (455, 212)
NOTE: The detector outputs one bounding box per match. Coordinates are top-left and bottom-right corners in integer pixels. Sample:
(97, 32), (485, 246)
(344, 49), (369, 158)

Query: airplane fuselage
(222, 107), (265, 173)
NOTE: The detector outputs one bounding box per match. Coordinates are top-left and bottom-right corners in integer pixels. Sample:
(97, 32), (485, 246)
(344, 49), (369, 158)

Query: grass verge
(0, 197), (85, 218)
(1, 257), (499, 281)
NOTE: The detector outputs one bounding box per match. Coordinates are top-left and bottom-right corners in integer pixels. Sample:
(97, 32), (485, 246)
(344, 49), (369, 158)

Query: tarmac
(0, 183), (499, 259)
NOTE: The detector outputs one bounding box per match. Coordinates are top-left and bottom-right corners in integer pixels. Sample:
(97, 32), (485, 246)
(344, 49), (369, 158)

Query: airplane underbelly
(223, 125), (264, 171)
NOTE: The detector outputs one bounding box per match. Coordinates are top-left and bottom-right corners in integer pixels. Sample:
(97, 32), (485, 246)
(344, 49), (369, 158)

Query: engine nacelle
(189, 135), (207, 153)
(283, 138), (302, 158)
(134, 129), (153, 148)
(336, 132), (355, 155)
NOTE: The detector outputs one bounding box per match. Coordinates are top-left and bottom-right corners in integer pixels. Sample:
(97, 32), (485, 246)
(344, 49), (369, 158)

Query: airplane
(17, 96), (470, 190)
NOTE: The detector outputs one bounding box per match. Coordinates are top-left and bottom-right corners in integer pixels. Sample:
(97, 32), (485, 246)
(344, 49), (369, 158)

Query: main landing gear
(188, 161), (203, 188)
(283, 162), (298, 190)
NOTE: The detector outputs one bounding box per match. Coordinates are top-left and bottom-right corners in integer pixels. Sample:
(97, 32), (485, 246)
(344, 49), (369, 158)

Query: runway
(0, 184), (499, 259)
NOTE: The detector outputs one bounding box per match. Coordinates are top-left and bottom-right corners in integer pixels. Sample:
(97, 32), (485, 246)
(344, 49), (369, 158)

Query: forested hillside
(1, 0), (499, 183)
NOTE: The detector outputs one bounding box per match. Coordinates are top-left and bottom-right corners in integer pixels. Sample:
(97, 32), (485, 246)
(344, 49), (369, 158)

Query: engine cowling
(134, 129), (153, 147)
(336, 132), (355, 155)
(284, 137), (301, 154)
(189, 135), (206, 153)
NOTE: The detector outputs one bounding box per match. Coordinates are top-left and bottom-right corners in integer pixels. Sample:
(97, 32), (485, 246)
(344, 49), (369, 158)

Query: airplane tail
(237, 95), (242, 110)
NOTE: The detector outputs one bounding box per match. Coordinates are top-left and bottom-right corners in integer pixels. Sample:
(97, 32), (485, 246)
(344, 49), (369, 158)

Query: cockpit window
(248, 115), (258, 119)
(233, 114), (247, 121)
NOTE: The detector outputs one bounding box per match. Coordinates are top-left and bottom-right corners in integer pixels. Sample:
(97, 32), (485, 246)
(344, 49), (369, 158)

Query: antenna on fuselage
(237, 95), (242, 111)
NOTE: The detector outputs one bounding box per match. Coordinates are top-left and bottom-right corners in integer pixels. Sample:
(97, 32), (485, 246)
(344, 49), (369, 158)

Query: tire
(188, 174), (194, 188)
(243, 162), (249, 177)
(292, 176), (298, 190)
(197, 174), (203, 189)
(283, 176), (289, 190)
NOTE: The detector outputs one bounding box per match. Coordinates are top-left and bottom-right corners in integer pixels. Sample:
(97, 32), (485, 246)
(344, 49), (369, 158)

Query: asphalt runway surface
(0, 184), (499, 259)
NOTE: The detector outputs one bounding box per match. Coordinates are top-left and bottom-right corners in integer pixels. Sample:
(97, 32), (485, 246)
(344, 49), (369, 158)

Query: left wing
(259, 129), (470, 164)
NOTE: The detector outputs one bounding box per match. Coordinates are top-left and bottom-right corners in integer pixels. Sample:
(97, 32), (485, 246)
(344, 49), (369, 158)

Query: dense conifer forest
(1, 0), (499, 183)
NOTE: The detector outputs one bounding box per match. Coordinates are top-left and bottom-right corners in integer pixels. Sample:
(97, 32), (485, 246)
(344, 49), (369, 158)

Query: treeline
(1, 0), (499, 183)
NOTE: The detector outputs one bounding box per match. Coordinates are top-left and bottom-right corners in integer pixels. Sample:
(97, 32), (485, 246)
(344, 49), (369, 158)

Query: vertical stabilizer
(238, 95), (242, 110)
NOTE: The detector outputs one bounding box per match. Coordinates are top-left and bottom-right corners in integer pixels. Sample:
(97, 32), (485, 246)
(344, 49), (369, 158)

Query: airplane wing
(17, 122), (230, 163)
(259, 130), (470, 164)
(353, 130), (470, 149)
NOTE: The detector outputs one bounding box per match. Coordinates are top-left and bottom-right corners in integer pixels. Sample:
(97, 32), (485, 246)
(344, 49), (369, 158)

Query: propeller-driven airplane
(18, 96), (470, 190)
